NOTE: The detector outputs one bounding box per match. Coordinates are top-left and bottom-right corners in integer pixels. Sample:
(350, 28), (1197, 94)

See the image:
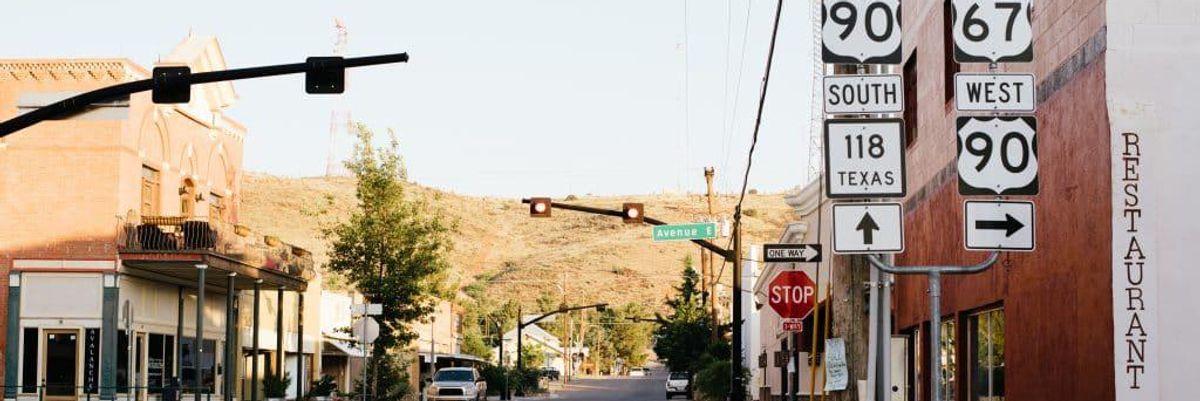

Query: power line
(732, 0), (786, 225)
(721, 0), (757, 193)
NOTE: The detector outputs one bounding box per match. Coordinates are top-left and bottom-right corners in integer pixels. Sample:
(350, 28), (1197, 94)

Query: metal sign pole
(864, 252), (999, 401)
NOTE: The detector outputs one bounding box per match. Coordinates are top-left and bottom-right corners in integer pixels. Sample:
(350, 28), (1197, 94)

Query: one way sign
(763, 244), (823, 263)
(832, 203), (904, 254)
(964, 201), (1035, 251)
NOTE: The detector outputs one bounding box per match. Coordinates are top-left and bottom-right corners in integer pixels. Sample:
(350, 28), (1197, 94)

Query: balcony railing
(117, 214), (314, 280)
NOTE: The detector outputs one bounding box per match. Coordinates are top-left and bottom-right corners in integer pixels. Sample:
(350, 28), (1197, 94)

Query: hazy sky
(3, 0), (816, 198)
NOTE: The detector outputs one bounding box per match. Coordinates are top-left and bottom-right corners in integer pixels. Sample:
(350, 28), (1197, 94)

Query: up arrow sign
(856, 213), (880, 244)
(763, 244), (823, 263)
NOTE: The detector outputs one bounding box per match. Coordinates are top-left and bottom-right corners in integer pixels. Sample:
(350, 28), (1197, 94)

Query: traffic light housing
(306, 56), (346, 94)
(529, 197), (552, 218)
(622, 203), (644, 224)
(152, 66), (191, 104)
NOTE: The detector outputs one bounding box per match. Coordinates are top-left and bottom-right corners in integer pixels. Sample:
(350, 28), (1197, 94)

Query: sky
(2, 0), (817, 198)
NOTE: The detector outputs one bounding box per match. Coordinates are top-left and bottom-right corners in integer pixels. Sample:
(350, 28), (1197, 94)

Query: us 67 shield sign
(822, 0), (902, 64)
(952, 0), (1034, 63)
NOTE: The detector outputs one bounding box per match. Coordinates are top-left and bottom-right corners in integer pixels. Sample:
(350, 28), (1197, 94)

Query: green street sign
(653, 223), (718, 242)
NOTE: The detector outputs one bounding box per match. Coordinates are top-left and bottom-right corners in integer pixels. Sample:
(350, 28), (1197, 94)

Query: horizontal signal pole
(520, 198), (734, 260)
(0, 53), (409, 138)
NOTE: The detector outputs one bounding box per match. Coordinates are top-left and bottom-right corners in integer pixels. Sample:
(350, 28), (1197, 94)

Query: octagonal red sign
(767, 271), (817, 320)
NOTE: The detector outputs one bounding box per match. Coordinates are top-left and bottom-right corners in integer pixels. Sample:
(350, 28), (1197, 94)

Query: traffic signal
(152, 66), (191, 104)
(529, 197), (552, 218)
(622, 203), (644, 224)
(306, 56), (346, 94)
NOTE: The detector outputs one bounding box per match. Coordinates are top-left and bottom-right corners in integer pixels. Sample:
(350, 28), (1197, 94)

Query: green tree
(324, 123), (454, 400)
(602, 303), (655, 370)
(654, 259), (714, 373)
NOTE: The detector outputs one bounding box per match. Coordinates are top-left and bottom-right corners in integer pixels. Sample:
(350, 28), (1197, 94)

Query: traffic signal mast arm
(519, 303), (609, 329)
(0, 53), (409, 138)
(519, 198), (734, 261)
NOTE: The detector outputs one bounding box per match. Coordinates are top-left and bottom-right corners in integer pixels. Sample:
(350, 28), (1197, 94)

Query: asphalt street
(528, 368), (689, 401)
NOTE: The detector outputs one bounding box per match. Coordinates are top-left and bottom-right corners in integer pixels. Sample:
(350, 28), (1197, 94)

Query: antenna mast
(326, 18), (352, 176)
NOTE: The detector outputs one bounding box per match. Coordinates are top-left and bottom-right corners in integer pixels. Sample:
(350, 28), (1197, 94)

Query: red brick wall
(892, 1), (1113, 401)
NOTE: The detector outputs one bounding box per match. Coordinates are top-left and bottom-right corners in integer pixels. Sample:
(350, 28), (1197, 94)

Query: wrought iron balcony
(117, 214), (314, 281)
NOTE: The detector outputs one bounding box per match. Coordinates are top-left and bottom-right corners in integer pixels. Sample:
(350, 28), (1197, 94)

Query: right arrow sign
(964, 200), (1035, 251)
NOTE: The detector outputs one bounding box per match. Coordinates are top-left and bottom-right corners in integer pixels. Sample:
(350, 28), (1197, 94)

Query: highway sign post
(832, 203), (904, 254)
(964, 200), (1035, 251)
(825, 119), (907, 198)
(957, 116), (1039, 195)
(823, 74), (904, 114)
(954, 73), (1036, 112)
(821, 0), (903, 65)
(951, 0), (1034, 63)
(763, 244), (823, 263)
(767, 271), (818, 331)
(652, 223), (718, 242)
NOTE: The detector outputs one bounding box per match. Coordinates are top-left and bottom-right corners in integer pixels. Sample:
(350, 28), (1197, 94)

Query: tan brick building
(0, 36), (320, 401)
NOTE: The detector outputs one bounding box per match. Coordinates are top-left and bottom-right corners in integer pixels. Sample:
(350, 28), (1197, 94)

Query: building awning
(323, 337), (365, 358)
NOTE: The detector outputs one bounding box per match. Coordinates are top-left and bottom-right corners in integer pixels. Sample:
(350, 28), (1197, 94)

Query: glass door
(44, 330), (79, 399)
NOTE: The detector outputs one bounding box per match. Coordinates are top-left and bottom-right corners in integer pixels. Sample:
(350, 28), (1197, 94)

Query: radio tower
(806, 1), (826, 183)
(325, 18), (353, 176)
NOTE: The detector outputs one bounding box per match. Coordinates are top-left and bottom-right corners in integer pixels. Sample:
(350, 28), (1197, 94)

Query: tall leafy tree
(325, 123), (454, 400)
(654, 257), (714, 373)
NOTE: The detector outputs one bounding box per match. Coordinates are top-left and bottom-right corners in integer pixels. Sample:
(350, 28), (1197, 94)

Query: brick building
(0, 36), (321, 401)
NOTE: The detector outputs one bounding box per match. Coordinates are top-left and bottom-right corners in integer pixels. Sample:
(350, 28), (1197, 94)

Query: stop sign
(767, 271), (817, 320)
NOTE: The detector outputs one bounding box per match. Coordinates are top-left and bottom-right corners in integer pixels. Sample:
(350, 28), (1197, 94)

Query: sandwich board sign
(951, 0), (1034, 63)
(956, 116), (1038, 195)
(825, 119), (907, 198)
(963, 200), (1035, 251)
(821, 0), (902, 64)
(824, 74), (904, 115)
(954, 73), (1036, 112)
(832, 203), (904, 254)
(763, 244), (823, 263)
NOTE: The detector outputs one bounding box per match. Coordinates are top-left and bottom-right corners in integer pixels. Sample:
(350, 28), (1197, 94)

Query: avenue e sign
(763, 244), (823, 263)
(652, 222), (718, 242)
(954, 73), (1036, 112)
(957, 116), (1039, 195)
(768, 270), (818, 321)
(964, 200), (1035, 251)
(824, 74), (904, 115)
(952, 0), (1035, 63)
(821, 0), (902, 65)
(832, 203), (904, 254)
(825, 118), (907, 199)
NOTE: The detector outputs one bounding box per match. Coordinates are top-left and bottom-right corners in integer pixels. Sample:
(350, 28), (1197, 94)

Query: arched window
(180, 179), (197, 217)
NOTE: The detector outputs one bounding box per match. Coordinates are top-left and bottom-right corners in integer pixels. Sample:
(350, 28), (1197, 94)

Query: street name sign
(824, 74), (904, 114)
(955, 73), (1036, 112)
(957, 116), (1038, 195)
(768, 271), (818, 322)
(821, 0), (902, 65)
(963, 200), (1035, 251)
(652, 222), (718, 242)
(832, 203), (904, 254)
(825, 119), (907, 198)
(763, 244), (823, 263)
(952, 0), (1034, 63)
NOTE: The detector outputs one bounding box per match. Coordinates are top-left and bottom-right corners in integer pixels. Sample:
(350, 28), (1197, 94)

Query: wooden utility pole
(704, 167), (719, 341)
(828, 255), (871, 401)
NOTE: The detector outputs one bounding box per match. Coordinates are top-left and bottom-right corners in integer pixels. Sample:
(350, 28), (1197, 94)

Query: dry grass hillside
(239, 173), (795, 312)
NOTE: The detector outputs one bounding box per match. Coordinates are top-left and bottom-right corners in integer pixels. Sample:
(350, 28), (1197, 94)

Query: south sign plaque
(824, 118), (907, 199)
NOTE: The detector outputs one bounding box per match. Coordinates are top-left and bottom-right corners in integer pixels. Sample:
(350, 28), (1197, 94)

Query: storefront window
(940, 319), (957, 401)
(180, 337), (216, 392)
(147, 334), (176, 393)
(971, 309), (1005, 401)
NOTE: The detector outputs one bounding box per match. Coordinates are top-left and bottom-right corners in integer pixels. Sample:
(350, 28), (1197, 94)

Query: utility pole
(704, 167), (719, 342)
(731, 219), (744, 401)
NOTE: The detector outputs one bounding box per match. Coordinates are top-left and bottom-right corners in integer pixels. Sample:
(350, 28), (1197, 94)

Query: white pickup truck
(425, 367), (488, 401)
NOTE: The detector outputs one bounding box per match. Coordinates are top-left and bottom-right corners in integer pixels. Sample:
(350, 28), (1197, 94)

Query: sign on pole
(821, 0), (903, 65)
(951, 0), (1035, 63)
(763, 244), (822, 263)
(832, 203), (904, 254)
(957, 116), (1038, 195)
(767, 271), (818, 325)
(823, 74), (904, 115)
(954, 73), (1036, 112)
(964, 200), (1035, 251)
(652, 222), (718, 242)
(825, 119), (907, 198)
(352, 303), (383, 316)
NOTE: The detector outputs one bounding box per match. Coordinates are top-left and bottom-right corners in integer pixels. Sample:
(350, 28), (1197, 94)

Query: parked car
(629, 367), (646, 377)
(425, 367), (488, 401)
(665, 371), (692, 399)
(541, 366), (561, 380)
